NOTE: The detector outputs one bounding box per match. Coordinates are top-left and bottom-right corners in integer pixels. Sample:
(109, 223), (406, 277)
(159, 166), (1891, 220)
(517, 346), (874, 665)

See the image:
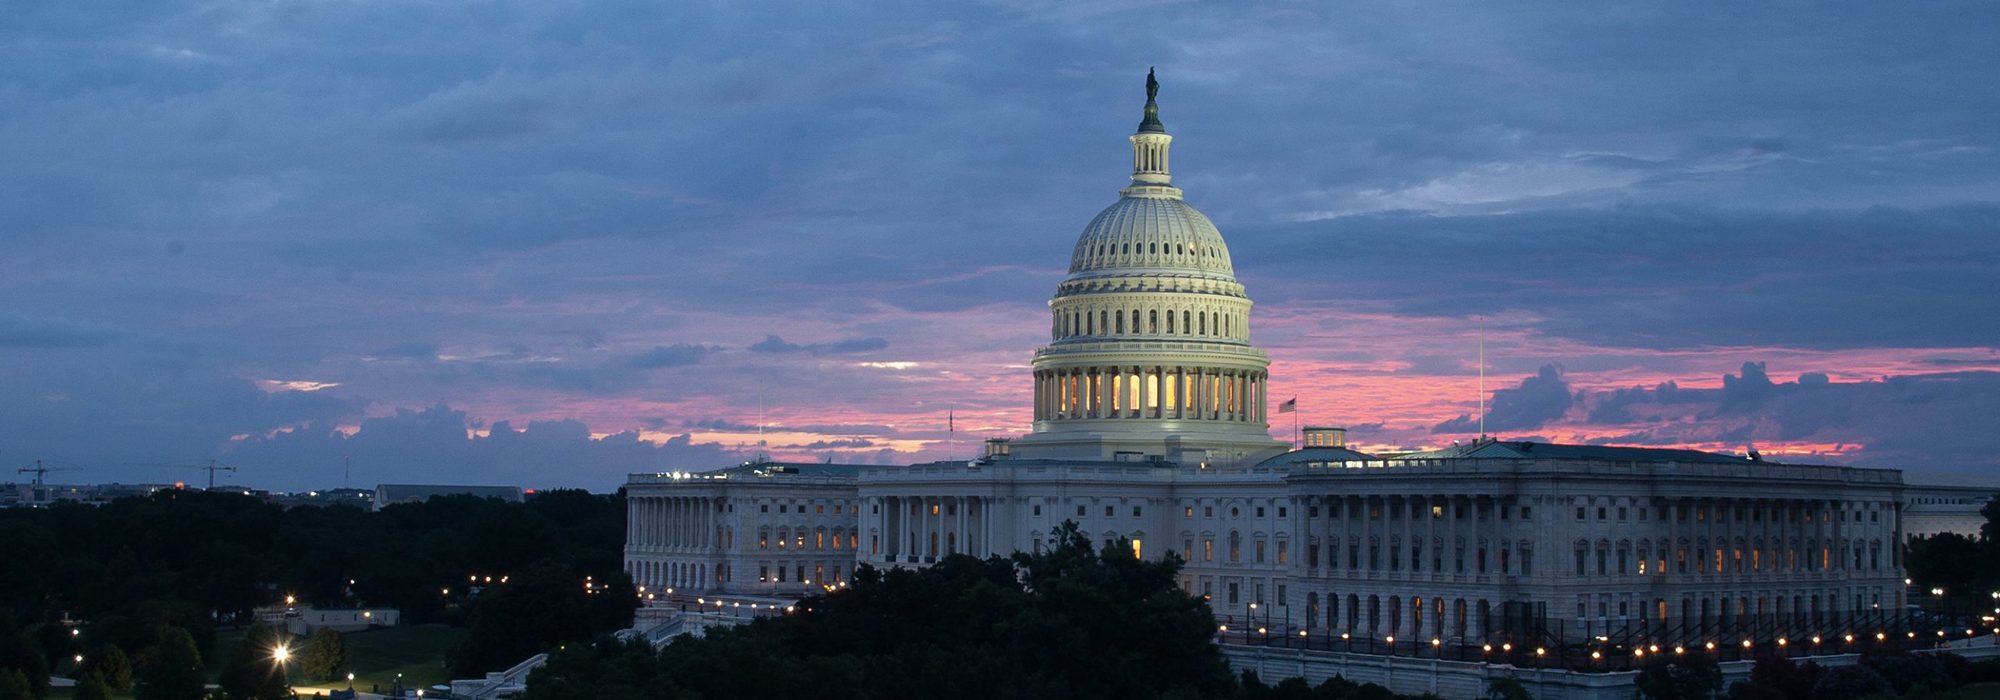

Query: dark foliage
(446, 561), (637, 676)
(1809, 664), (1893, 700)
(216, 625), (289, 700)
(1726, 656), (1824, 700)
(0, 488), (628, 631)
(523, 522), (1445, 700)
(0, 629), (48, 699)
(301, 628), (349, 682)
(0, 671), (29, 700)
(1633, 652), (1722, 700)
(1856, 649), (1954, 694)
(72, 672), (112, 700)
(1237, 671), (1420, 700)
(133, 627), (204, 700)
(79, 644), (132, 691)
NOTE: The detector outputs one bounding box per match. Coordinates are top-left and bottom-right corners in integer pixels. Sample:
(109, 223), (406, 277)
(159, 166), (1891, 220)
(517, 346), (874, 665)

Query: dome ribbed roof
(1067, 196), (1235, 277)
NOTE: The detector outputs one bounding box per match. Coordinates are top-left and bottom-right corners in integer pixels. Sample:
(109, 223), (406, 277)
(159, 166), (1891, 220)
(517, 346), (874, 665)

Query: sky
(4, 1), (1998, 492)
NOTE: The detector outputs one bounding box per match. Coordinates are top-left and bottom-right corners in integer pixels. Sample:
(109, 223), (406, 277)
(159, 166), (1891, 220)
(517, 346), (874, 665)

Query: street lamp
(347, 673), (355, 691)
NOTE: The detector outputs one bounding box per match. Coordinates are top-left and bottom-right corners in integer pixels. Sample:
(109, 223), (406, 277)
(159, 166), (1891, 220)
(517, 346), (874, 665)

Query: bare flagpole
(1478, 323), (1486, 440)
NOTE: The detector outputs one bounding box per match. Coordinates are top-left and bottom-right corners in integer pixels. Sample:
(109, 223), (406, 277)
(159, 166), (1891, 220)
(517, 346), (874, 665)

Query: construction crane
(129, 460), (241, 490)
(17, 460), (80, 486)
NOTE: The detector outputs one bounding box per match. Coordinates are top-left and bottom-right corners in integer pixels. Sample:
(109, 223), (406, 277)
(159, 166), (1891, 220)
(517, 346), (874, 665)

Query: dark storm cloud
(1236, 205), (2000, 351)
(1562, 366), (2000, 476)
(1434, 364), (1574, 433)
(3, 0), (1999, 488)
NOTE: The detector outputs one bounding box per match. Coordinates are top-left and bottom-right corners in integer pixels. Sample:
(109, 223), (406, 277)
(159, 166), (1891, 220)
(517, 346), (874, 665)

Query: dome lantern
(1127, 68), (1178, 195)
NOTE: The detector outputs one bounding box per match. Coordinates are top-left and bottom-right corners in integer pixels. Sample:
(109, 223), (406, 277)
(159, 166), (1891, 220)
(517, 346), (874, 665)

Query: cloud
(1434, 364), (1574, 433)
(226, 405), (744, 490)
(2, 0), (1998, 485)
(629, 343), (714, 369)
(748, 334), (889, 356)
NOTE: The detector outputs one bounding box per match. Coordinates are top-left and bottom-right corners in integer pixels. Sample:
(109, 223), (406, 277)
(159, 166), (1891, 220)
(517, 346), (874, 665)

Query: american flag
(1277, 397), (1297, 413)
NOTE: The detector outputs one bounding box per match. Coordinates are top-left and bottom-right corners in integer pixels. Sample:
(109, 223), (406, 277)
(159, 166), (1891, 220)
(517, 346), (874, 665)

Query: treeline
(0, 488), (637, 698)
(521, 523), (1448, 700)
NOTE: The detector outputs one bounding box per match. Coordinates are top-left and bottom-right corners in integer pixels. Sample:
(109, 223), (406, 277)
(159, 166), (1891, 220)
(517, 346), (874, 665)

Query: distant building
(373, 484), (524, 511)
(256, 605), (400, 636)
(278, 487), (376, 510)
(1, 482), (177, 508)
(1901, 484), (1996, 541)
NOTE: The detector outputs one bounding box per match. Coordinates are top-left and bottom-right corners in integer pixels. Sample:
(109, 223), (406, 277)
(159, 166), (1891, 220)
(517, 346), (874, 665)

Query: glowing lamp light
(1481, 644), (1493, 653)
(73, 655), (83, 665)
(1535, 647), (1546, 657)
(1299, 630), (1308, 638)
(1811, 636), (1822, 644)
(1590, 651), (1601, 660)
(1218, 625), (1228, 632)
(1340, 633), (1350, 640)
(1648, 644), (1660, 653)
(1777, 638), (1787, 647)
(272, 644), (291, 664)
(1255, 626), (1265, 635)
(1384, 635), (1395, 644)
(1502, 643), (1513, 652)
(1431, 638), (1441, 647)
(1742, 640), (1753, 649)
(1704, 641), (1715, 651)
(1674, 646), (1686, 655)
(1633, 649), (1645, 658)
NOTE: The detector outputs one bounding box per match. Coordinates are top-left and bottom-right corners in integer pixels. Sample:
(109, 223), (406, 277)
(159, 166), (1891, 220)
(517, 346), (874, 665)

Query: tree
(0, 629), (48, 699)
(448, 561), (637, 676)
(1982, 490), (2000, 543)
(73, 672), (112, 700)
(1809, 665), (1893, 700)
(523, 520), (1238, 700)
(217, 625), (290, 700)
(300, 628), (348, 682)
(133, 627), (204, 700)
(79, 644), (132, 691)
(1633, 652), (1723, 700)
(1484, 675), (1533, 700)
(0, 671), (32, 700)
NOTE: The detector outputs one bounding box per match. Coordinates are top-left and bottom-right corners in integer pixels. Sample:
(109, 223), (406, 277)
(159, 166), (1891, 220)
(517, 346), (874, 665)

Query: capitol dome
(1006, 69), (1287, 466)
(1068, 197), (1236, 279)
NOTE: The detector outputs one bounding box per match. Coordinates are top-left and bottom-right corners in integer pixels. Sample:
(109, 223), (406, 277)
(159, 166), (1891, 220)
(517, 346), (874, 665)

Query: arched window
(1149, 310), (1158, 333)
(1115, 313), (1124, 334)
(1183, 311), (1191, 333)
(1100, 311), (1108, 335)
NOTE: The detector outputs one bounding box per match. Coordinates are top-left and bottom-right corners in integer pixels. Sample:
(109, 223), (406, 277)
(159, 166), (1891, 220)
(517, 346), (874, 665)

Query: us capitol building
(625, 74), (1919, 647)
